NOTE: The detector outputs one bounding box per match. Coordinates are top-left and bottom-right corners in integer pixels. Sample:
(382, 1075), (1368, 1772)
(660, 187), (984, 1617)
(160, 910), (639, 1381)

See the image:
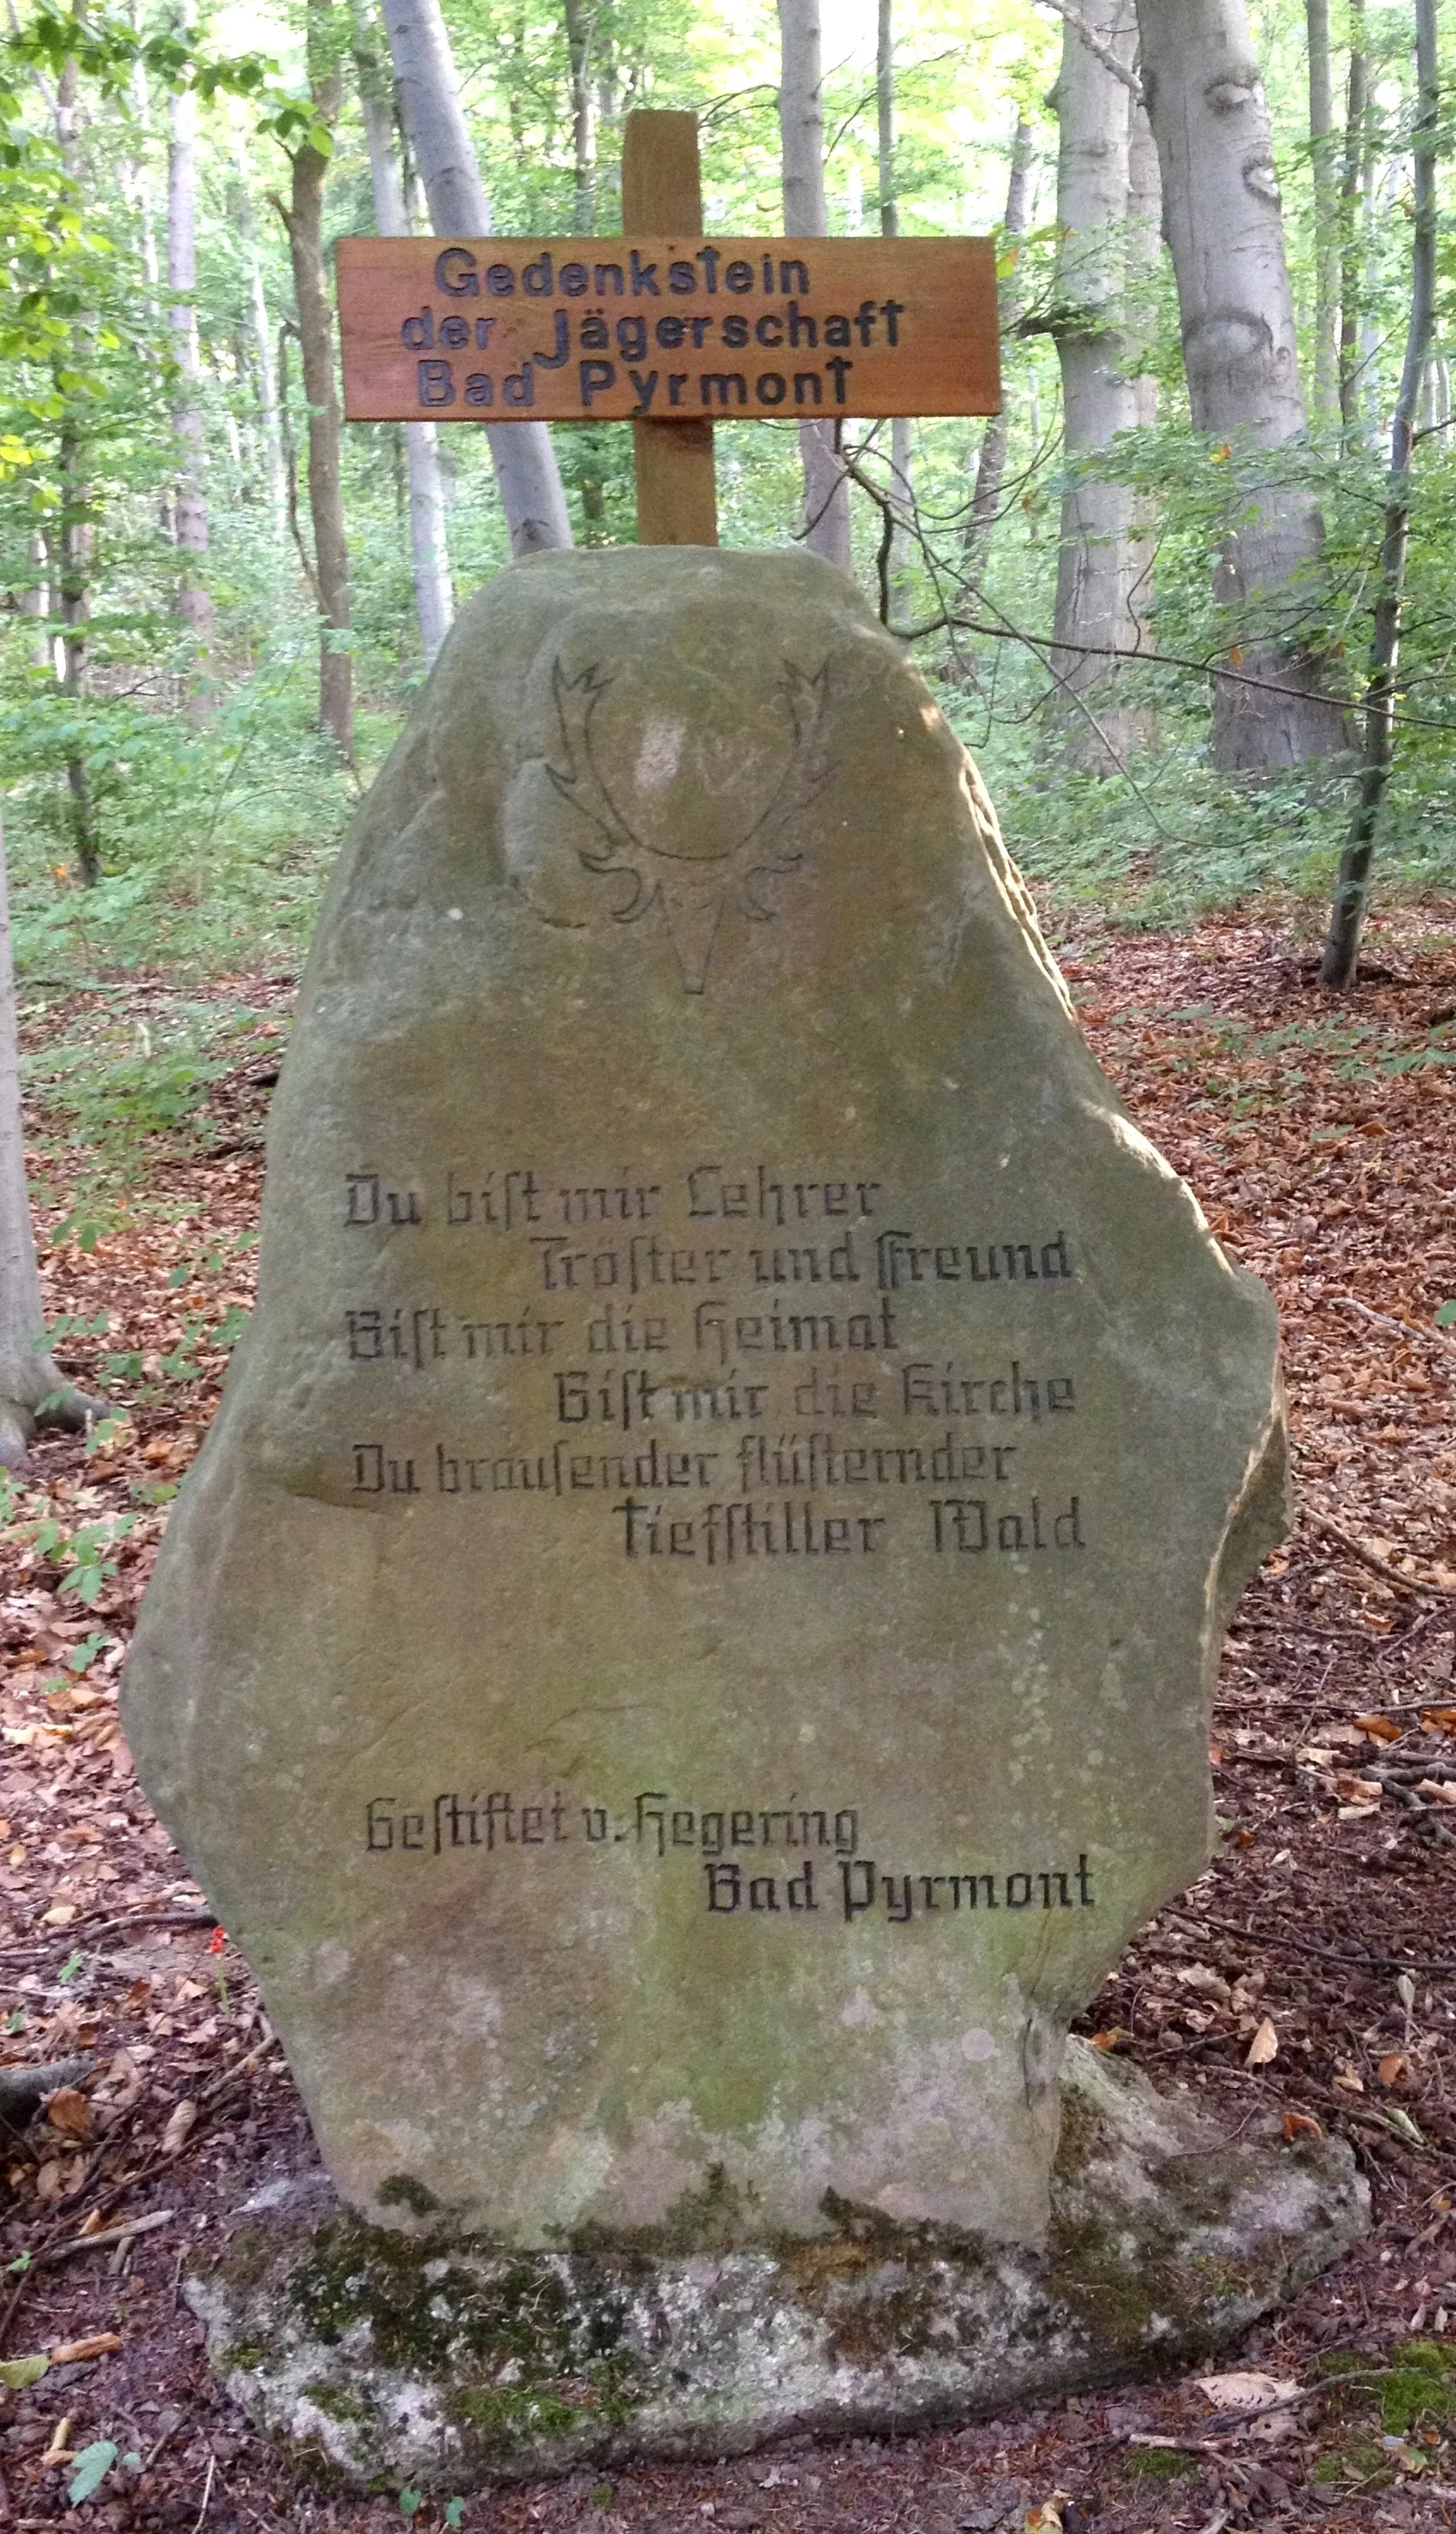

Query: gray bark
(1321, 0), (1439, 986)
(279, 0), (353, 760)
(234, 165), (287, 541)
(877, 0), (910, 605)
(1049, 2), (1154, 769)
(0, 814), (101, 1467)
(381, 0), (571, 555)
(776, 0), (852, 571)
(1307, 0), (1339, 421)
(964, 113), (1034, 590)
(1135, 0), (1349, 770)
(20, 533), (50, 671)
(563, 0), (597, 232)
(356, 28), (455, 661)
(167, 70), (214, 661)
(1338, 0), (1368, 434)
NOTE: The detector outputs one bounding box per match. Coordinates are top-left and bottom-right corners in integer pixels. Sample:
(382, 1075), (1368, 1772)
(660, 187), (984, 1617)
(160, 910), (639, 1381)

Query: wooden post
(621, 110), (718, 546)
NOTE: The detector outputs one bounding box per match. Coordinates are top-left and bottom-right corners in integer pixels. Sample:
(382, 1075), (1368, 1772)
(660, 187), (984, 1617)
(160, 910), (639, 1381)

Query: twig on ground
(41, 2208), (172, 2265)
(1325, 1293), (1456, 1361)
(1162, 1906), (1456, 1978)
(1305, 1510), (1456, 1602)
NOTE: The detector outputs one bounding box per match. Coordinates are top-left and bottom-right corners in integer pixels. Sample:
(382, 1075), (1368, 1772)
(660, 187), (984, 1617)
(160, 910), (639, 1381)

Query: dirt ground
(0, 902), (1453, 2534)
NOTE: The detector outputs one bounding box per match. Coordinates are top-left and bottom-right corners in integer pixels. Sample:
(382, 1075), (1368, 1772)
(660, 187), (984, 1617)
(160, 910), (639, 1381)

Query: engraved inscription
(337, 1158), (1089, 1566)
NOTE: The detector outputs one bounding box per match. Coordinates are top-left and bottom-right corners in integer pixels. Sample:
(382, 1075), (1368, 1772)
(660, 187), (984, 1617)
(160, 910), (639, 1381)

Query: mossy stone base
(187, 2043), (1368, 2492)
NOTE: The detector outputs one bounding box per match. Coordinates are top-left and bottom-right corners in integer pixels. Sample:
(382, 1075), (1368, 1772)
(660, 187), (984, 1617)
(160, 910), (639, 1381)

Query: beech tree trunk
(964, 112), (1034, 591)
(1338, 0), (1368, 434)
(233, 169), (287, 540)
(776, 0), (852, 571)
(0, 813), (101, 1467)
(1307, 0), (1338, 422)
(356, 16), (455, 662)
(280, 0), (353, 759)
(1135, 0), (1349, 771)
(1049, 2), (1153, 770)
(53, 59), (98, 885)
(876, 0), (911, 607)
(167, 67), (214, 665)
(20, 534), (50, 671)
(563, 0), (596, 233)
(1321, 0), (1438, 987)
(381, 0), (571, 555)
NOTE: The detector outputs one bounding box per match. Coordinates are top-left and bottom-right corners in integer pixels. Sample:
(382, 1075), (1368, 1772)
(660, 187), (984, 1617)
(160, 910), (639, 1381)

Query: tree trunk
(876, 0), (912, 606)
(279, 0), (353, 760)
(20, 533), (50, 672)
(233, 167), (288, 541)
(1338, 0), (1368, 434)
(167, 66), (214, 668)
(1049, 2), (1153, 770)
(0, 812), (102, 1467)
(53, 60), (98, 885)
(776, 0), (852, 571)
(1320, 0), (1438, 988)
(1135, 0), (1349, 771)
(355, 15), (455, 662)
(1306, 0), (1338, 422)
(381, 0), (571, 555)
(964, 112), (1034, 592)
(563, 0), (596, 233)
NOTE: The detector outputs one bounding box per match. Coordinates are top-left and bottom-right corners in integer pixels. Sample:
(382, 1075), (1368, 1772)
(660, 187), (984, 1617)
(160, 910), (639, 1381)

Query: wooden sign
(335, 234), (1000, 427)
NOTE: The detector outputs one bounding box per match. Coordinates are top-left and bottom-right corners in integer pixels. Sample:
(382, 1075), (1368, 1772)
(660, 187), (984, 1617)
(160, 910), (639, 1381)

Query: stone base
(188, 2045), (1368, 2493)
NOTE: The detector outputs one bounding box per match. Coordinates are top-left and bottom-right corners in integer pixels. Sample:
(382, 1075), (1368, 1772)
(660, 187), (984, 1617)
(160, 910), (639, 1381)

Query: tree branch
(1036, 0), (1143, 103)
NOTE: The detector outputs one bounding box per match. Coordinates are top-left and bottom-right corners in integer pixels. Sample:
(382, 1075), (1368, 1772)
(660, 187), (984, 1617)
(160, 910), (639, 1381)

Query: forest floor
(0, 899), (1453, 2534)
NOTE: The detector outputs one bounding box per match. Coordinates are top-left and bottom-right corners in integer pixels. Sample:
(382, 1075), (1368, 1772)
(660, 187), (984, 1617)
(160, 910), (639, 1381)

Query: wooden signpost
(335, 110), (1001, 547)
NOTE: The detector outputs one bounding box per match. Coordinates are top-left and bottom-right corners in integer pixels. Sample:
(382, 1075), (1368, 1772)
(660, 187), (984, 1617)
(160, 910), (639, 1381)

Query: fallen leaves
(1196, 2369), (1300, 2411)
(159, 2097), (197, 2156)
(41, 2086), (90, 2141)
(1244, 2016), (1279, 2067)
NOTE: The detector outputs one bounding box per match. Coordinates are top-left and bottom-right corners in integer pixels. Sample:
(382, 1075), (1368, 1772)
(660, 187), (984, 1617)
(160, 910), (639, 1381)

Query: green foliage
(66, 2440), (118, 2505)
(0, 0), (1449, 990)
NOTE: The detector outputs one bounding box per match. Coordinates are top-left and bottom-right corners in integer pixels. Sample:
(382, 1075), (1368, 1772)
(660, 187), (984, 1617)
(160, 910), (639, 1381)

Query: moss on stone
(377, 2174), (442, 2219)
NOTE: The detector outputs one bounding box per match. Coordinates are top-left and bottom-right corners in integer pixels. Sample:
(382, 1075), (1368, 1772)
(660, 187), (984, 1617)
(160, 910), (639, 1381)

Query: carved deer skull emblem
(545, 656), (831, 992)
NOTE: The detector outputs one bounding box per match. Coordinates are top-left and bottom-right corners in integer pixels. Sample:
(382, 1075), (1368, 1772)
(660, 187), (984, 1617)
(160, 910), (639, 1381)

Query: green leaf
(1437, 1301), (1456, 1330)
(444, 2502), (465, 2529)
(399, 2493), (423, 2519)
(0, 2353), (48, 2388)
(68, 2440), (118, 2504)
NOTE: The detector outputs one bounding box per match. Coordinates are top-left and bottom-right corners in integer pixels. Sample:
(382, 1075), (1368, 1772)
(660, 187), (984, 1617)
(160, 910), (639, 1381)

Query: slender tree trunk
(875, 0), (912, 607)
(1306, 0), (1338, 422)
(233, 166), (287, 541)
(1338, 0), (1368, 434)
(1135, 0), (1349, 771)
(964, 112), (1034, 591)
(563, 0), (596, 232)
(20, 534), (50, 671)
(1320, 0), (1438, 987)
(167, 70), (215, 680)
(776, 0), (852, 571)
(1049, 2), (1153, 770)
(381, 0), (571, 554)
(53, 60), (98, 884)
(278, 0), (353, 759)
(1126, 84), (1161, 715)
(0, 813), (103, 1467)
(355, 14), (454, 662)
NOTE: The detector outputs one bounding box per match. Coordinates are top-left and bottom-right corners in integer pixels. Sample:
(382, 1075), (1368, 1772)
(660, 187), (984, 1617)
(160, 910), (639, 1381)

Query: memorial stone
(124, 548), (1364, 2477)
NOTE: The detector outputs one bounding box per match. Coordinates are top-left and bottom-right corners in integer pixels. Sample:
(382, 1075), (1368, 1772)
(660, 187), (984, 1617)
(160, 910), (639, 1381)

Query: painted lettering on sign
(335, 236), (1000, 425)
